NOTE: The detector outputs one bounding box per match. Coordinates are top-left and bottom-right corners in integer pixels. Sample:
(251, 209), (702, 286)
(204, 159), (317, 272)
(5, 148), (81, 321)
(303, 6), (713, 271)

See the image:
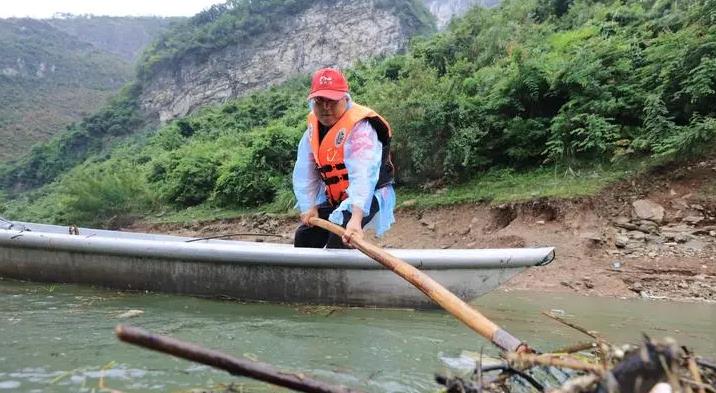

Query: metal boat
(0, 218), (554, 307)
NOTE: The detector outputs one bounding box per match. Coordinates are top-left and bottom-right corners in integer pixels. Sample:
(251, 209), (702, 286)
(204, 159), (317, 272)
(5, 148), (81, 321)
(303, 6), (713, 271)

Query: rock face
(632, 199), (665, 223)
(140, 1), (417, 122)
(423, 0), (501, 29)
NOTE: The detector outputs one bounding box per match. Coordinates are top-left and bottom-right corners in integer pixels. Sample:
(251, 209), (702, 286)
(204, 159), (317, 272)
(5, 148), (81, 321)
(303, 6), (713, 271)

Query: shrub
(55, 160), (157, 227)
(212, 124), (301, 207)
(158, 153), (220, 207)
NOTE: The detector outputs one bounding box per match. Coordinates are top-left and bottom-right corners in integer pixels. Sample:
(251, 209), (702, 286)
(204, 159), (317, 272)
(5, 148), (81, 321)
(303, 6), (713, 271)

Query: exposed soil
(126, 158), (716, 303)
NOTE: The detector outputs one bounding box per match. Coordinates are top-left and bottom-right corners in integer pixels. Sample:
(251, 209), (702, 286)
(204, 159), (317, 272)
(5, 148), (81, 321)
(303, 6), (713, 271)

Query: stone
(614, 216), (631, 225)
(682, 215), (705, 224)
(419, 218), (436, 231)
(632, 199), (665, 223)
(581, 232), (604, 243)
(637, 220), (660, 233)
(646, 235), (663, 244)
(684, 239), (708, 251)
(674, 233), (690, 243)
(627, 230), (646, 240)
(615, 221), (639, 231)
(638, 224), (658, 234)
(401, 199), (417, 207)
(615, 235), (629, 248)
(671, 199), (690, 210)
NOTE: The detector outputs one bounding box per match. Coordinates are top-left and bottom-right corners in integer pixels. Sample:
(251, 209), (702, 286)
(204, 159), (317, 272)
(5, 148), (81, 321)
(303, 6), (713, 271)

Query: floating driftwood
(437, 334), (716, 393)
(115, 324), (357, 393)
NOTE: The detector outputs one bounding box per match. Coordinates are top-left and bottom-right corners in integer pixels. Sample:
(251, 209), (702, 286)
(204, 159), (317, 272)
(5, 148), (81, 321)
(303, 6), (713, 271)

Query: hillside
(0, 18), (132, 161)
(47, 15), (181, 62)
(1, 0), (714, 233)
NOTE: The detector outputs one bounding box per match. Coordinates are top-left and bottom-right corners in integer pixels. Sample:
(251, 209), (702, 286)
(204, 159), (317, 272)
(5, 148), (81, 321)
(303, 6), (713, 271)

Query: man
(292, 67), (396, 248)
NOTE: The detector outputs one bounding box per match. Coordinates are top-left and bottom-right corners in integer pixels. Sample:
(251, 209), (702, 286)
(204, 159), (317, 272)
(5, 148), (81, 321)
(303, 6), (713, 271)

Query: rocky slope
(423, 0), (500, 29)
(139, 0), (431, 122)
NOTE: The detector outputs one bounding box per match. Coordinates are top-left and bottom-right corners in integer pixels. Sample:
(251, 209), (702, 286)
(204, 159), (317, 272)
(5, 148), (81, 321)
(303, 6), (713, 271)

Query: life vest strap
(318, 163), (346, 173)
(324, 174), (349, 185)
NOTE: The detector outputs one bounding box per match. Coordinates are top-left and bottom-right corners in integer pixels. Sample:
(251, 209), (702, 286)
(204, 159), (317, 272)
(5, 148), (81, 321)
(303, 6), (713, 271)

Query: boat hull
(0, 223), (554, 307)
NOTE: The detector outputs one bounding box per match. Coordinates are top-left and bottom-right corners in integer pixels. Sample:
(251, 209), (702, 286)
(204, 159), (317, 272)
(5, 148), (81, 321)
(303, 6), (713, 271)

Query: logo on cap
(319, 75), (333, 85)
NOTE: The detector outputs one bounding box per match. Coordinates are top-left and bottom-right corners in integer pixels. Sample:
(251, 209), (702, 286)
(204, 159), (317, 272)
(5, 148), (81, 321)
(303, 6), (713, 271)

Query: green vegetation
(3, 0), (715, 227)
(397, 162), (645, 209)
(0, 83), (145, 191)
(0, 18), (133, 161)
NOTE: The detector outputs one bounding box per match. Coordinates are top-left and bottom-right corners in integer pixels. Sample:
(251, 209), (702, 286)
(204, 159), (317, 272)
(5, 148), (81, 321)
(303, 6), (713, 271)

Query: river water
(1, 278), (714, 392)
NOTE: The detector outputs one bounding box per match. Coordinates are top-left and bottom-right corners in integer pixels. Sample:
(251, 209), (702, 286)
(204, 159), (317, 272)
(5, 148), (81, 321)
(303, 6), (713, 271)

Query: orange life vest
(307, 103), (394, 205)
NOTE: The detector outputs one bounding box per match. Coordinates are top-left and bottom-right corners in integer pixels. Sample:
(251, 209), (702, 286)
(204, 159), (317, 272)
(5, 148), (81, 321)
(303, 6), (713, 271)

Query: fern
(653, 115), (716, 157)
(676, 56), (716, 103)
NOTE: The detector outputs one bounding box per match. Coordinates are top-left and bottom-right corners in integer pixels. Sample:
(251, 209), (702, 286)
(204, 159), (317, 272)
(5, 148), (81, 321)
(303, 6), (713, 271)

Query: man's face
(313, 96), (348, 127)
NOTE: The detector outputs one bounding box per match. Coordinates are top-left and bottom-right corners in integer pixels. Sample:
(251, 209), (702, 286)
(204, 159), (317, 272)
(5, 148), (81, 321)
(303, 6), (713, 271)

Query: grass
(150, 205), (256, 224)
(395, 161), (650, 209)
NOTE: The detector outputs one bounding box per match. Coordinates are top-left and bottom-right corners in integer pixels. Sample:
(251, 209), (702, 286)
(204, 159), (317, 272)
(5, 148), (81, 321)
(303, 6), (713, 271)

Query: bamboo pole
(115, 325), (358, 393)
(309, 217), (529, 353)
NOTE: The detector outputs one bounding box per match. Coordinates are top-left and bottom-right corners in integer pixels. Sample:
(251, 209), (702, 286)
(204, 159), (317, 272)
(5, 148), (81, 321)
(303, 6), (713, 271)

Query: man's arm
(292, 129), (321, 225)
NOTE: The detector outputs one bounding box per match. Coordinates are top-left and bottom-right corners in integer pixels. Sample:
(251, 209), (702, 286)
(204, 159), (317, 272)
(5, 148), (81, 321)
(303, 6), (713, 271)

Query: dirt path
(126, 158), (716, 303)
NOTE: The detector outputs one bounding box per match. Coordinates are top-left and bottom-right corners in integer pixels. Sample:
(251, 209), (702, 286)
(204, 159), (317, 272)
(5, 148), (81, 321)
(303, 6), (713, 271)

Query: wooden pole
(309, 217), (529, 353)
(115, 324), (358, 393)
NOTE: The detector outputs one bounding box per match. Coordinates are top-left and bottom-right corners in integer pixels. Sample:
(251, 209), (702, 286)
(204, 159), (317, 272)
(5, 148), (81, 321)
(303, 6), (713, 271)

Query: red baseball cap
(307, 68), (349, 100)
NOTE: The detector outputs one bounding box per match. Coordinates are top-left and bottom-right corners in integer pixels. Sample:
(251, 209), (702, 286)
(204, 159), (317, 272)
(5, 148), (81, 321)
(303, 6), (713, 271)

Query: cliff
(423, 0), (501, 29)
(138, 0), (433, 122)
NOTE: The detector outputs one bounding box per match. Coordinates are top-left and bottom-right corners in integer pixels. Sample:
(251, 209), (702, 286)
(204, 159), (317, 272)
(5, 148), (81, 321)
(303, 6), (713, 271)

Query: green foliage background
(3, 0), (715, 227)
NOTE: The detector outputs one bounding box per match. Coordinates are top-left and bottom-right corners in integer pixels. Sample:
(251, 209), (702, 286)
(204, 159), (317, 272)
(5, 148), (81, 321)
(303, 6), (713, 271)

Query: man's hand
(342, 206), (364, 247)
(300, 206), (318, 226)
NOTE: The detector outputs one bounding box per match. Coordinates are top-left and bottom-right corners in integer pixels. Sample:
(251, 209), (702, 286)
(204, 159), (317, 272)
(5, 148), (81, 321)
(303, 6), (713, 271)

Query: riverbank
(126, 158), (716, 303)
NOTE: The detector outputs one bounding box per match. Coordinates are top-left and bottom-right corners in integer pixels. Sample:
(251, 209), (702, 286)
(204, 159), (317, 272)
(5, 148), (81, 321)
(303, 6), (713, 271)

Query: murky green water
(1, 279), (714, 392)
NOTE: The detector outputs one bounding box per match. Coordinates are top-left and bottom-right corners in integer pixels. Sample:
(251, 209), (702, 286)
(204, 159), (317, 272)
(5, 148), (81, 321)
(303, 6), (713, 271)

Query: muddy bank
(126, 159), (716, 303)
